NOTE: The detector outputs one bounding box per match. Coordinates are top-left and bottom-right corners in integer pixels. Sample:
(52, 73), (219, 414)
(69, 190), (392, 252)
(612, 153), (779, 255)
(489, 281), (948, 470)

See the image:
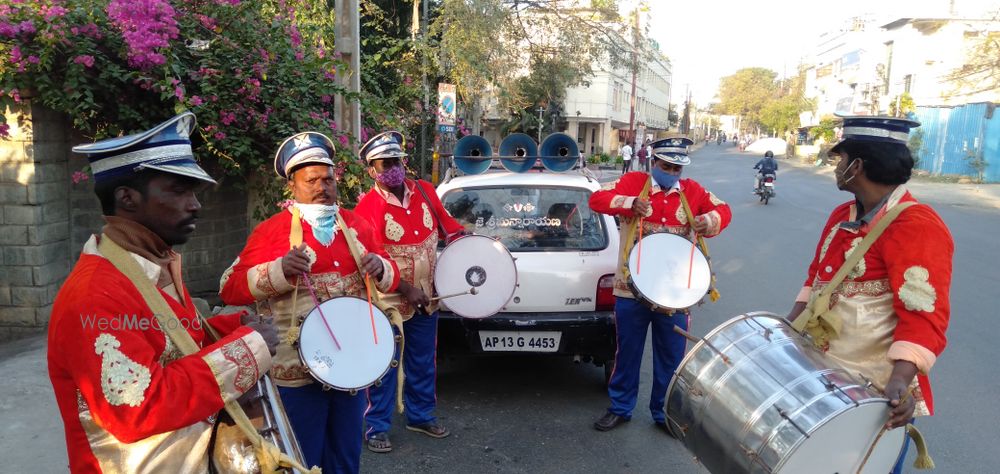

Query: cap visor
(140, 163), (217, 184)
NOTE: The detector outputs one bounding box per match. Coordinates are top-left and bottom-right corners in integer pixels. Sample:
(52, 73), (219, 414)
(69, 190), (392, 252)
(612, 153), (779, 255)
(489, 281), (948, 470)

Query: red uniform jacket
(48, 236), (270, 473)
(799, 187), (952, 415)
(354, 179), (465, 318)
(219, 207), (399, 386)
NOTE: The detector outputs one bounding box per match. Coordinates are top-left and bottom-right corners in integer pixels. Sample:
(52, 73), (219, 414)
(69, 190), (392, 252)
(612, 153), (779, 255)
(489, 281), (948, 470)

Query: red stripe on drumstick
(364, 273), (379, 345)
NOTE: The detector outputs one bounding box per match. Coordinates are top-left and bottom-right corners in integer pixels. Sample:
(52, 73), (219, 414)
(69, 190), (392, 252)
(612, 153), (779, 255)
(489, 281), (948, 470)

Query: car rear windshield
(441, 185), (609, 251)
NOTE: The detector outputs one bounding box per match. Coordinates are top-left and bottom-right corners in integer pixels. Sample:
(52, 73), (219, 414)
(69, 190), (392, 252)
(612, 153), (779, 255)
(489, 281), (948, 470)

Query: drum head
(780, 402), (905, 473)
(627, 233), (711, 309)
(298, 297), (395, 391)
(434, 235), (517, 319)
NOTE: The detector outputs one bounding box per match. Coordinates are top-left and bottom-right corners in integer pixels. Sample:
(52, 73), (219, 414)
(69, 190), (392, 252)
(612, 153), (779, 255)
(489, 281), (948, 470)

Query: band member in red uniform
(220, 131), (399, 473)
(48, 112), (278, 473)
(589, 137), (732, 432)
(354, 131), (465, 453)
(787, 116), (952, 473)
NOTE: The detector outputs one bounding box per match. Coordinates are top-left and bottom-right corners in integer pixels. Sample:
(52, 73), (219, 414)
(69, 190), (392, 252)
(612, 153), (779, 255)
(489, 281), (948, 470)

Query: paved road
(2, 143), (998, 472)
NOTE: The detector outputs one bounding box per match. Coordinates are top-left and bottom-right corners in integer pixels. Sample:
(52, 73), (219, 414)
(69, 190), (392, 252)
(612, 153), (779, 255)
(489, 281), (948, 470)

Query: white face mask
(294, 202), (339, 246)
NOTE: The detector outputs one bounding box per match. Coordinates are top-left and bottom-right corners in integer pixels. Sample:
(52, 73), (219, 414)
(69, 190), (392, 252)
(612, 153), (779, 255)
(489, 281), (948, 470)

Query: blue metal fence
(912, 102), (999, 183)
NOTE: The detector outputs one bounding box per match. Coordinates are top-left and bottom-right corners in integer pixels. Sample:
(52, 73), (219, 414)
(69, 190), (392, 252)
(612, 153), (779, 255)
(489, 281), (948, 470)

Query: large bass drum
(298, 296), (397, 391)
(665, 312), (905, 473)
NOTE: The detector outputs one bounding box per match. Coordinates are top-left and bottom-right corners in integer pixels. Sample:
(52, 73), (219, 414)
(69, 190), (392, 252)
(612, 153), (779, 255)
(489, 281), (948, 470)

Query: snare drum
(665, 312), (905, 473)
(298, 297), (396, 391)
(627, 232), (711, 311)
(434, 234), (517, 319)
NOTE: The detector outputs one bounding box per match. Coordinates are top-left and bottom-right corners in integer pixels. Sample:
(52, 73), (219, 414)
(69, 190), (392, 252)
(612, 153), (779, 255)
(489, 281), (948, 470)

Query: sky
(638, 0), (999, 106)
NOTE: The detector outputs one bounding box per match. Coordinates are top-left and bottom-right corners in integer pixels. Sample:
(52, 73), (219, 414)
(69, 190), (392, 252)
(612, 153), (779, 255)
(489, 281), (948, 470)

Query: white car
(435, 167), (620, 380)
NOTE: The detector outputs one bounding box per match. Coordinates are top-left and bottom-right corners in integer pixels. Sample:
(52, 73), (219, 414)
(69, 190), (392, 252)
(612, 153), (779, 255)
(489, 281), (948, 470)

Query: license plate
(479, 331), (561, 352)
(764, 182), (774, 186)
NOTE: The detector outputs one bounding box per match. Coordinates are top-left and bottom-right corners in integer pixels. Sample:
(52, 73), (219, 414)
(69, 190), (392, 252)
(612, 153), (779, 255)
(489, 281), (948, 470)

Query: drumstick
(687, 238), (697, 289)
(364, 273), (379, 345)
(673, 325), (730, 365)
(636, 218), (644, 275)
(428, 287), (479, 302)
(301, 273), (342, 351)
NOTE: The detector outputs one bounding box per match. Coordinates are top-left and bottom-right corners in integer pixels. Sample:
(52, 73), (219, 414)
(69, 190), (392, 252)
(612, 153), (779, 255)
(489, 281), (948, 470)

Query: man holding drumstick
(220, 131), (399, 473)
(589, 136), (732, 432)
(354, 131), (465, 453)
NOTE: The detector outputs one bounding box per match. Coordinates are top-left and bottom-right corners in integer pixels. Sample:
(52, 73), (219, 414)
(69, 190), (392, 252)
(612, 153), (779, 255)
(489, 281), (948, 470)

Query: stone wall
(0, 102), (250, 341)
(0, 103), (72, 341)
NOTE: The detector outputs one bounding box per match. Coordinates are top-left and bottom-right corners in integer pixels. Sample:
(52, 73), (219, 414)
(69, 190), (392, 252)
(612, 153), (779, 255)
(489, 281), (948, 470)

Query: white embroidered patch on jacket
(422, 203), (434, 231)
(302, 245), (317, 271)
(708, 192), (725, 206)
(95, 333), (151, 407)
(219, 256), (239, 289)
(844, 237), (867, 279)
(675, 206), (687, 225)
(899, 266), (936, 312)
(384, 213), (405, 242)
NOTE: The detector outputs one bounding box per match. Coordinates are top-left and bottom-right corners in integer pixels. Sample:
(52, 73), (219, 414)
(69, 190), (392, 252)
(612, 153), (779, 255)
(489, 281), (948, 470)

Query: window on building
(903, 74), (912, 93)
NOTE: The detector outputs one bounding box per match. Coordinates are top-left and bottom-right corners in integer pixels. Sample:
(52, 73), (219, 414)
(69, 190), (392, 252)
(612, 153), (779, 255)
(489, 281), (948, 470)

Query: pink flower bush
(106, 0), (179, 70)
(73, 55), (94, 68)
(71, 170), (90, 184)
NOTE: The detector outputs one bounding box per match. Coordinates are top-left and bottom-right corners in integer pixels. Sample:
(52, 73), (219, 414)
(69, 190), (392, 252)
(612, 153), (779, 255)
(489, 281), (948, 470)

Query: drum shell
(211, 376), (306, 473)
(666, 313), (902, 473)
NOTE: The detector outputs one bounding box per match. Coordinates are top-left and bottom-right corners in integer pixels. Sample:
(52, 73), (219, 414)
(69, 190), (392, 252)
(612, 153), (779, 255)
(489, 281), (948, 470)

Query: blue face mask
(651, 166), (680, 189)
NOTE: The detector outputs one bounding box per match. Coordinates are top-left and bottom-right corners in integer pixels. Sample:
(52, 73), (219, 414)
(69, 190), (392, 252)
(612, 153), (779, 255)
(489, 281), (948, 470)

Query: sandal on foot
(406, 422), (451, 439)
(366, 432), (392, 453)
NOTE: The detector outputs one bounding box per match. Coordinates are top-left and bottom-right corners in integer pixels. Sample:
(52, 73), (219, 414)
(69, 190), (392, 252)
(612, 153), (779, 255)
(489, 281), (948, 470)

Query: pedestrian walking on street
(355, 131), (467, 454)
(785, 116), (952, 474)
(589, 136), (732, 433)
(620, 141), (633, 173)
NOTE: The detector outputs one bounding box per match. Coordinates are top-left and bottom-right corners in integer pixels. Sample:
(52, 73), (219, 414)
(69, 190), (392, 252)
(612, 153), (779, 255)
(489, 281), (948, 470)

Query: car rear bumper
(437, 310), (616, 362)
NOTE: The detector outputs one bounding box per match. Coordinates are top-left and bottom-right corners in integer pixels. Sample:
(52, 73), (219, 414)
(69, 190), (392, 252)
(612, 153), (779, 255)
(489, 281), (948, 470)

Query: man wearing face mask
(354, 131), (466, 453)
(589, 136), (732, 432)
(220, 131), (400, 473)
(786, 117), (952, 474)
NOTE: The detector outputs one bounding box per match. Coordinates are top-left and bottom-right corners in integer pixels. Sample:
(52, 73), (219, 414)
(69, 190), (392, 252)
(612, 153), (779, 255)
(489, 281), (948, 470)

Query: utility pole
(419, 0), (430, 178)
(333, 0), (361, 154)
(536, 106), (545, 143)
(627, 9), (639, 148)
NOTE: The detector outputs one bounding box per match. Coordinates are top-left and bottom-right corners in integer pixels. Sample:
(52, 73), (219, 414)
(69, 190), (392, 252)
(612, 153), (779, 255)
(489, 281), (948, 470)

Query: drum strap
(791, 201), (916, 348)
(97, 235), (320, 474)
(619, 177), (652, 281)
(335, 213), (407, 414)
(678, 189), (720, 302)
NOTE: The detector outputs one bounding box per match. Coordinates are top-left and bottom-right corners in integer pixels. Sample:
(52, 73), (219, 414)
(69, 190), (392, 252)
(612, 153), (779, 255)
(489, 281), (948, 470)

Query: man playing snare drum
(220, 132), (399, 473)
(589, 137), (732, 432)
(786, 116), (952, 473)
(354, 131), (466, 453)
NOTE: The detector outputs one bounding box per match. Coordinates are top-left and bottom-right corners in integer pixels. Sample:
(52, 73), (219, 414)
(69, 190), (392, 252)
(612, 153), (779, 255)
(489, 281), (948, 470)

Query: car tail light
(764, 176), (774, 183)
(596, 274), (616, 311)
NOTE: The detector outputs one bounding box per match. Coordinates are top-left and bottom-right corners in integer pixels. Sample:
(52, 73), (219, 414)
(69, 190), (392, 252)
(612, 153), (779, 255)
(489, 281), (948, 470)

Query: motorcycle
(754, 172), (776, 205)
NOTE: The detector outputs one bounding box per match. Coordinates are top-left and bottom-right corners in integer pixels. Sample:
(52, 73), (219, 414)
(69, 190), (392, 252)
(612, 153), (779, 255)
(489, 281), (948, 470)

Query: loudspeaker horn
(452, 135), (493, 175)
(498, 133), (538, 173)
(539, 133), (580, 172)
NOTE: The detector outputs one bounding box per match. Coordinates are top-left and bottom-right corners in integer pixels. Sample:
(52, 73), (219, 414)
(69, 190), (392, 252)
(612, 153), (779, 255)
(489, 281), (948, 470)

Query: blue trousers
(278, 383), (365, 474)
(891, 419), (914, 474)
(365, 311), (440, 437)
(607, 297), (689, 423)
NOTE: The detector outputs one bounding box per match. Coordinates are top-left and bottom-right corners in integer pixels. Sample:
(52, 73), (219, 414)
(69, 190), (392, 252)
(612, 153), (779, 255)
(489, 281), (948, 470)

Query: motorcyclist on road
(753, 150), (778, 192)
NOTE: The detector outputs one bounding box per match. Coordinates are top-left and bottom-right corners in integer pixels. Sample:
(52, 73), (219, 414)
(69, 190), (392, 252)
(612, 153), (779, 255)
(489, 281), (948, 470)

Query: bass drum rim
(297, 296), (396, 391)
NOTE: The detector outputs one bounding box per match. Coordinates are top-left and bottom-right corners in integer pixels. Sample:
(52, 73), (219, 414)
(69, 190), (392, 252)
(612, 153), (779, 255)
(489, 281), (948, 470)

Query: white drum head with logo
(298, 297), (395, 391)
(434, 235), (517, 319)
(627, 232), (710, 309)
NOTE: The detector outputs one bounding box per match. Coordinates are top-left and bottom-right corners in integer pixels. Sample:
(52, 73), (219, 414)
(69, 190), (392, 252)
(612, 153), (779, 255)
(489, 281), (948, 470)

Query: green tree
(944, 11), (1000, 101)
(716, 67), (779, 130)
(760, 72), (809, 134)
